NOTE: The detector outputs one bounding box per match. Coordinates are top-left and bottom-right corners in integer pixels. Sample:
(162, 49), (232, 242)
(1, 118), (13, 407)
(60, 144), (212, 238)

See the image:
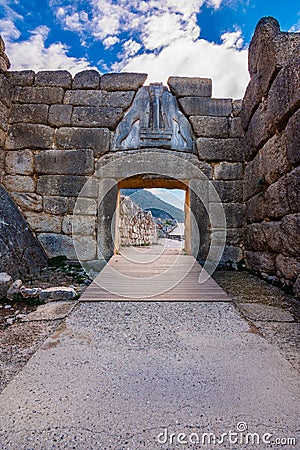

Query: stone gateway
(0, 17), (299, 297)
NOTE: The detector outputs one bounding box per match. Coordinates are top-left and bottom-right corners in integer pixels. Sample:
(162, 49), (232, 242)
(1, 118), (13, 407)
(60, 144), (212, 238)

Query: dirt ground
(0, 267), (299, 394)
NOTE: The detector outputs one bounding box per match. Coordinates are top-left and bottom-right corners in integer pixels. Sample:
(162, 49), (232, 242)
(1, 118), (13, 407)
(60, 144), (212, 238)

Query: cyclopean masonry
(0, 17), (299, 297)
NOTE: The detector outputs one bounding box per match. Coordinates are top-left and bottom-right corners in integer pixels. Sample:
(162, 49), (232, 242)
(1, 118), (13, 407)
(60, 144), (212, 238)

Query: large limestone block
(62, 215), (96, 235)
(72, 70), (100, 89)
(35, 149), (94, 175)
(5, 149), (34, 175)
(265, 179), (290, 219)
(280, 213), (300, 257)
(243, 153), (264, 201)
(13, 86), (64, 104)
(35, 70), (72, 88)
(244, 222), (281, 252)
(37, 175), (97, 197)
(197, 138), (243, 162)
(190, 116), (228, 138)
(0, 73), (12, 107)
(229, 117), (244, 138)
(48, 104), (72, 127)
(179, 97), (232, 117)
(260, 133), (290, 184)
(0, 102), (8, 131)
(167, 77), (212, 97)
(9, 104), (49, 125)
(241, 17), (300, 129)
(285, 109), (300, 165)
(71, 106), (123, 129)
(55, 127), (110, 155)
(64, 90), (135, 108)
(6, 123), (54, 149)
(25, 212), (62, 233)
(276, 254), (300, 281)
(0, 51), (10, 71)
(38, 233), (76, 259)
(6, 70), (35, 86)
(3, 175), (36, 193)
(210, 203), (245, 228)
(43, 196), (70, 215)
(214, 162), (243, 180)
(39, 287), (77, 302)
(11, 192), (43, 212)
(213, 180), (243, 203)
(245, 251), (276, 274)
(245, 193), (266, 223)
(100, 73), (147, 91)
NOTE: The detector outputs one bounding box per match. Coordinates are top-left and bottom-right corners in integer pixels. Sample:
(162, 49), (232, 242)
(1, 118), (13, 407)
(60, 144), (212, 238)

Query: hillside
(120, 189), (185, 222)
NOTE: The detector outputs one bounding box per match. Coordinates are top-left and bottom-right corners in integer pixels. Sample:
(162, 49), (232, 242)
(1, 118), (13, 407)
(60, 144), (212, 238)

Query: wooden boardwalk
(80, 245), (230, 302)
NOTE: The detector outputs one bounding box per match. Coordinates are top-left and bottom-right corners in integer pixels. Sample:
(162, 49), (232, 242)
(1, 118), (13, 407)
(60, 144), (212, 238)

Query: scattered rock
(6, 279), (23, 300)
(4, 304), (12, 309)
(6, 318), (14, 325)
(0, 272), (13, 298)
(20, 287), (41, 298)
(39, 287), (77, 302)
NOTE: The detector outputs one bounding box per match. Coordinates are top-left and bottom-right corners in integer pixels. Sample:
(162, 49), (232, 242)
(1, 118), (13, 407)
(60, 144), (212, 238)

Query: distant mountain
(120, 189), (184, 222)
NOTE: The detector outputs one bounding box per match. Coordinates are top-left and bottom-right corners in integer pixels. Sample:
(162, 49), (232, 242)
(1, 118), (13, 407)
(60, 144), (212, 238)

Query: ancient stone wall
(169, 77), (245, 264)
(118, 195), (158, 247)
(0, 42), (245, 266)
(241, 17), (300, 296)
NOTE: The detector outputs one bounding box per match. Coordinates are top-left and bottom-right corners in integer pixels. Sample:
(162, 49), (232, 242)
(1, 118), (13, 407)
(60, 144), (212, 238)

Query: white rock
(20, 287), (41, 298)
(0, 272), (13, 298)
(6, 318), (14, 325)
(39, 287), (77, 302)
(6, 279), (23, 299)
(4, 304), (12, 309)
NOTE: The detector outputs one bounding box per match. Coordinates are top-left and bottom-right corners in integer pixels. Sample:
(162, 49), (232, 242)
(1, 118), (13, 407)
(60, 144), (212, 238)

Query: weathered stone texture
(167, 77), (212, 97)
(71, 106), (123, 129)
(260, 133), (290, 185)
(276, 254), (300, 281)
(285, 109), (300, 165)
(280, 214), (300, 257)
(179, 97), (232, 117)
(197, 138), (243, 162)
(214, 180), (243, 203)
(43, 196), (70, 215)
(0, 74), (13, 107)
(6, 123), (54, 149)
(5, 150), (34, 175)
(13, 86), (64, 104)
(245, 251), (276, 274)
(55, 127), (111, 156)
(229, 117), (244, 138)
(100, 73), (147, 91)
(210, 203), (245, 228)
(0, 184), (47, 278)
(72, 70), (100, 89)
(3, 175), (36, 193)
(38, 233), (76, 259)
(9, 104), (49, 124)
(24, 212), (62, 233)
(48, 104), (72, 127)
(6, 70), (35, 86)
(35, 149), (94, 175)
(62, 215), (96, 235)
(245, 193), (266, 223)
(190, 116), (228, 138)
(64, 90), (135, 108)
(35, 70), (72, 88)
(37, 175), (97, 197)
(214, 162), (243, 180)
(241, 17), (300, 129)
(11, 192), (43, 212)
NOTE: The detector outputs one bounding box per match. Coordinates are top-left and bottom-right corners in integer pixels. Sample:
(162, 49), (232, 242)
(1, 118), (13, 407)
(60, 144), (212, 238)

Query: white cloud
(289, 19), (300, 33)
(117, 34), (249, 98)
(6, 26), (95, 75)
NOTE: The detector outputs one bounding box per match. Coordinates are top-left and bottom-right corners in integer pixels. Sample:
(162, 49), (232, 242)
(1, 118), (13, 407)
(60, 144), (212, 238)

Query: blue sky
(0, 0), (299, 99)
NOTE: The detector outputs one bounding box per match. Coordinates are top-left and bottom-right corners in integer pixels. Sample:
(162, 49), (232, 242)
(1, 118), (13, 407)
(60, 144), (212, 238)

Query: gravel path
(0, 297), (299, 449)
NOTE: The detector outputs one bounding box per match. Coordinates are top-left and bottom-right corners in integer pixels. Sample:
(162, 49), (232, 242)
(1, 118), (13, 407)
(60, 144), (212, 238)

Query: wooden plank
(80, 248), (230, 302)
